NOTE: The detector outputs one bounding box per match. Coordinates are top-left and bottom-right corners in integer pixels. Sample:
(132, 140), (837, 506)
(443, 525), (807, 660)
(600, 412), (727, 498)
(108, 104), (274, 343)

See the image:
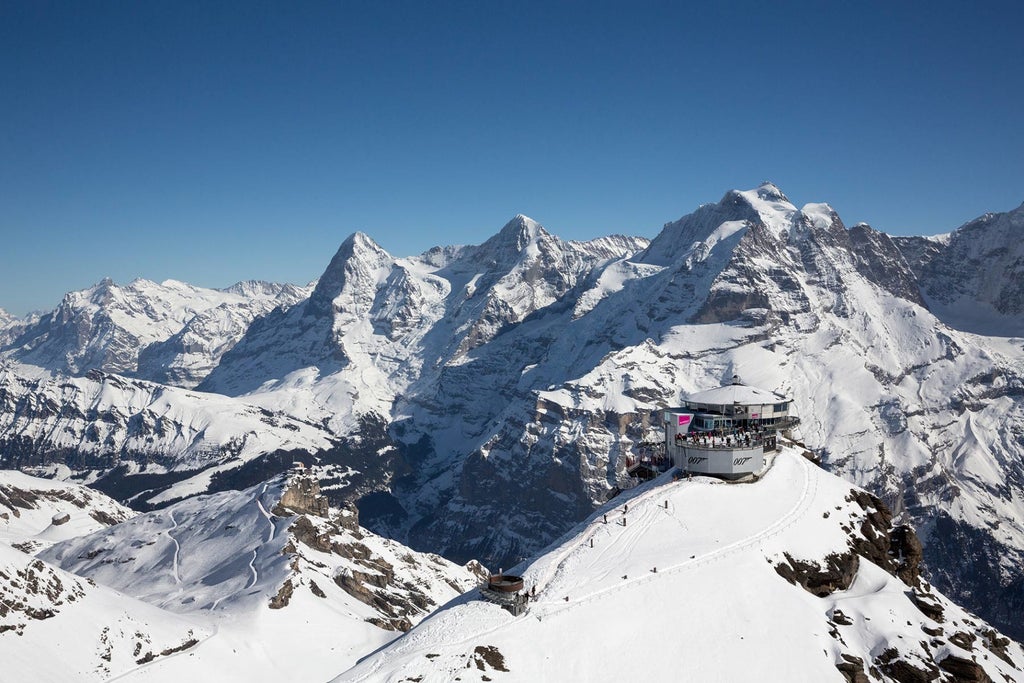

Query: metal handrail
(672, 441), (763, 453)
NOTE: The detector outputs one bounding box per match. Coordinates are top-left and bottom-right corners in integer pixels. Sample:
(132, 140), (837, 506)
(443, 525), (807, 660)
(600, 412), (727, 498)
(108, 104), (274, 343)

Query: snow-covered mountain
(0, 362), (335, 506)
(4, 278), (310, 387)
(423, 184), (1024, 640)
(261, 184), (1020, 643)
(0, 473), (209, 680)
(27, 469), (483, 681)
(0, 469), (134, 553)
(894, 201), (1024, 336)
(338, 449), (1024, 682)
(0, 541), (210, 681)
(3, 183), (1024, 644)
(0, 307), (35, 347)
(197, 221), (648, 432)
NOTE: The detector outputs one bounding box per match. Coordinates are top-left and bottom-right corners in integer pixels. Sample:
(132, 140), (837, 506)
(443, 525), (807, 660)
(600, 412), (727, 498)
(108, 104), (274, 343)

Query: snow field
(337, 450), (1024, 682)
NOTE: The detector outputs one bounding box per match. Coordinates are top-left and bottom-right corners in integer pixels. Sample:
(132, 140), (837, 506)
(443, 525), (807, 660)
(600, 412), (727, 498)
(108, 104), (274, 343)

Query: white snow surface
(684, 381), (788, 405)
(337, 450), (1024, 682)
(0, 470), (135, 551)
(4, 277), (311, 386)
(31, 473), (481, 682)
(0, 542), (210, 682)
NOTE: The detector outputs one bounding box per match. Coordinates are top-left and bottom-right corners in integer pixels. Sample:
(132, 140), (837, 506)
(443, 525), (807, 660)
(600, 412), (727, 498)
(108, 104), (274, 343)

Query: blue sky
(2, 1), (1022, 315)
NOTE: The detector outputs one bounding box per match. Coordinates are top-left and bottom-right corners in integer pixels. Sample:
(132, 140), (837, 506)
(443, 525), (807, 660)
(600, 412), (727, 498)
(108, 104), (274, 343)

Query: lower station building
(663, 377), (798, 479)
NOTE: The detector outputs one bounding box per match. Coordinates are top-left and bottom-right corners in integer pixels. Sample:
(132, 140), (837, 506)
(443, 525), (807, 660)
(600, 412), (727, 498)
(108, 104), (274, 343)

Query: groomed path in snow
(339, 450), (857, 683)
(526, 453), (816, 616)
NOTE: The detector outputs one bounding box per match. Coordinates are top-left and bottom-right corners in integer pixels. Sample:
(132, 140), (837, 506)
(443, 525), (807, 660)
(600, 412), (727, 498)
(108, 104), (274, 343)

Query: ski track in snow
(536, 453), (817, 618)
(257, 482), (275, 543)
(588, 502), (660, 586)
(106, 623), (220, 682)
(532, 474), (681, 596)
(167, 509), (182, 586)
(348, 453), (816, 683)
(245, 548), (259, 590)
(204, 485), (276, 611)
(241, 485), (270, 592)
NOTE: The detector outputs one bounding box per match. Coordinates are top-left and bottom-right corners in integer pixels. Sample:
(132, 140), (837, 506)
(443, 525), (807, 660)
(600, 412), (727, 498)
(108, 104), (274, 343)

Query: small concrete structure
(479, 574), (529, 616)
(664, 377), (798, 479)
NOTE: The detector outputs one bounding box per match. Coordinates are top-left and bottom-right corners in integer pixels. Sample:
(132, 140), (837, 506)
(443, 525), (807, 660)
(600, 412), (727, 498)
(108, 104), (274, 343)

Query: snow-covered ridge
(0, 363), (335, 502)
(33, 470), (482, 681)
(338, 450), (1024, 682)
(0, 470), (134, 553)
(3, 277), (311, 387)
(568, 233), (650, 260)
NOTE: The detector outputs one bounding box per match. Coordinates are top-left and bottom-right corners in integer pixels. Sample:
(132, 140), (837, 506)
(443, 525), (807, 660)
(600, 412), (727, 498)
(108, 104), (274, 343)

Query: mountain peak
(75, 276), (120, 307)
(323, 231), (390, 267)
(730, 183), (798, 239)
(345, 230), (381, 250)
(93, 276), (116, 292)
(501, 214), (544, 243)
(754, 181), (789, 203)
(308, 232), (393, 317)
(473, 214), (551, 263)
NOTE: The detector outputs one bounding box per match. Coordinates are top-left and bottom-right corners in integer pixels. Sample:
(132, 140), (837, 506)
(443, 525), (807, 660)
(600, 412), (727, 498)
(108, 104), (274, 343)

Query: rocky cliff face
(275, 469), (330, 517)
(894, 201), (1024, 335)
(773, 485), (1018, 683)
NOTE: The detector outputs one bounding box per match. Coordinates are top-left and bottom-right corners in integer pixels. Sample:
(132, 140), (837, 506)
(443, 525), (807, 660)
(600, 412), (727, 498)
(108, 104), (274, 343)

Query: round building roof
(685, 383), (789, 406)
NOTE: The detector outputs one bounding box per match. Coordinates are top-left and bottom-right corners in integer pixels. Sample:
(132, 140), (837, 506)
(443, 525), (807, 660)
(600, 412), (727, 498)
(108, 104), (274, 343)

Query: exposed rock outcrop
(845, 490), (923, 590)
(775, 551), (859, 596)
(267, 472), (479, 632)
(937, 654), (993, 682)
(275, 472), (330, 517)
(835, 653), (870, 683)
